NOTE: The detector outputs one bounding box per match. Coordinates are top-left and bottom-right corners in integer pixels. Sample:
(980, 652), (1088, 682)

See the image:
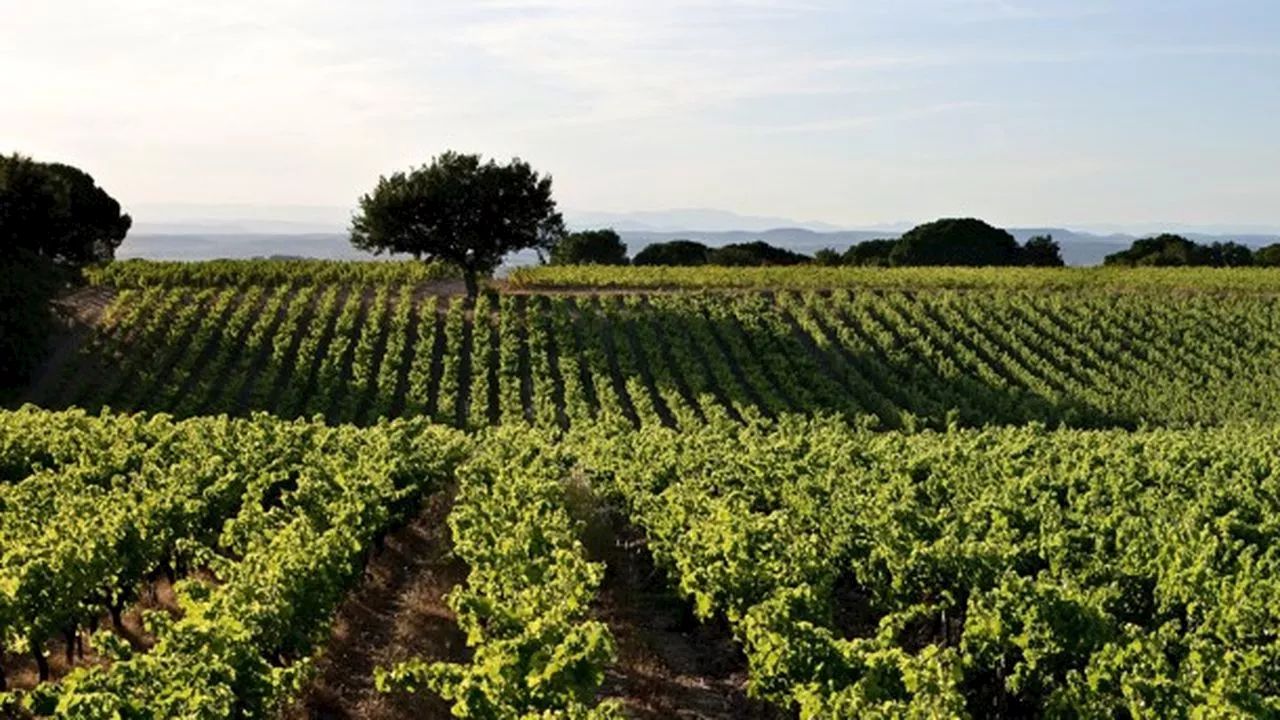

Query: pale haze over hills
(128, 204), (1280, 239)
(118, 205), (1280, 268)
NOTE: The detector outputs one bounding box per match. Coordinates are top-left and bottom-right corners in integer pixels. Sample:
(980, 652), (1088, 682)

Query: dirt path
(283, 492), (468, 720)
(413, 279), (470, 301)
(592, 525), (788, 720)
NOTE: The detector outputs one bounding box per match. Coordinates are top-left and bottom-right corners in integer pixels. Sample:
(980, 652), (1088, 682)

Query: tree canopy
(890, 218), (1022, 267)
(1212, 241), (1256, 267)
(0, 155), (129, 390)
(1255, 244), (1280, 267)
(707, 241), (810, 267)
(550, 229), (629, 266)
(631, 239), (812, 267)
(1020, 234), (1065, 267)
(842, 239), (897, 267)
(350, 151), (565, 296)
(0, 154), (132, 268)
(1104, 234), (1256, 267)
(813, 248), (843, 267)
(632, 240), (711, 266)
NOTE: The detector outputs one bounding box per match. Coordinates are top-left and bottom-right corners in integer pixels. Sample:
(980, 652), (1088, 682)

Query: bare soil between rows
(591, 523), (788, 720)
(0, 575), (182, 692)
(284, 490), (788, 719)
(283, 491), (467, 720)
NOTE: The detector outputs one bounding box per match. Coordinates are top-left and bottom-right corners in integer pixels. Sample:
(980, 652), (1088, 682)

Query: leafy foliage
(376, 428), (621, 718)
(32, 274), (1280, 433)
(577, 417), (1280, 718)
(0, 155), (130, 390)
(1019, 235), (1064, 267)
(630, 239), (813, 268)
(510, 264), (1280, 292)
(707, 241), (810, 267)
(86, 259), (456, 288)
(890, 218), (1022, 267)
(550, 229), (629, 266)
(8, 401), (1280, 717)
(813, 248), (843, 267)
(0, 155), (131, 269)
(1255, 243), (1280, 267)
(0, 408), (470, 718)
(1104, 234), (1257, 267)
(631, 240), (711, 266)
(350, 152), (566, 296)
(842, 239), (897, 267)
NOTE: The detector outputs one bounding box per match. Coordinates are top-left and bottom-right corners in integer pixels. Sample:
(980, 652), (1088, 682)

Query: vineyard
(20, 278), (1280, 431)
(509, 263), (1280, 293)
(5, 261), (1280, 719)
(4, 409), (1280, 718)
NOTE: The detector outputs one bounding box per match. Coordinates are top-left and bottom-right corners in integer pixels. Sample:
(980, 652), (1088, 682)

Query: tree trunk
(463, 269), (479, 299)
(34, 649), (50, 682)
(64, 627), (76, 664)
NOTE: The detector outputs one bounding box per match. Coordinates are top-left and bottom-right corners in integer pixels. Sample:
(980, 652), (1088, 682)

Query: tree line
(1102, 233), (1280, 267)
(553, 218), (1067, 268)
(557, 223), (1280, 271)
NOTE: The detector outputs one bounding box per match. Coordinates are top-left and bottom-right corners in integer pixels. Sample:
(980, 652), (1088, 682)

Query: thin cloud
(438, 1), (939, 126)
(745, 100), (991, 134)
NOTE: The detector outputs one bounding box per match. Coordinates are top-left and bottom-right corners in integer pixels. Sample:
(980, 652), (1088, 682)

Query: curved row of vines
(24, 285), (1280, 431)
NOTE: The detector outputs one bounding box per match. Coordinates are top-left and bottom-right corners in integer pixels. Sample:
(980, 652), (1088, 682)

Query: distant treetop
(1104, 234), (1257, 267)
(632, 239), (711, 266)
(890, 218), (1022, 267)
(550, 229), (629, 266)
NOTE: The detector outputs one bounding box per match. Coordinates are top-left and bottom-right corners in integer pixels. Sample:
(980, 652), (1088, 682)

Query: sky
(2, 0), (1279, 230)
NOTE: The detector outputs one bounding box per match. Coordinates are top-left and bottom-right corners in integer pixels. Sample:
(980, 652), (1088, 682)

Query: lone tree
(550, 228), (629, 265)
(351, 152), (566, 297)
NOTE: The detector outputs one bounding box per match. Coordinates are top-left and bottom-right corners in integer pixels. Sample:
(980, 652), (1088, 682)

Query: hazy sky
(3, 0), (1278, 228)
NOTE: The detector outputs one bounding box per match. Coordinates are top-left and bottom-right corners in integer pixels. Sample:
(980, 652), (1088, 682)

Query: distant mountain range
(566, 209), (851, 233)
(120, 206), (1280, 267)
(118, 234), (373, 262)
